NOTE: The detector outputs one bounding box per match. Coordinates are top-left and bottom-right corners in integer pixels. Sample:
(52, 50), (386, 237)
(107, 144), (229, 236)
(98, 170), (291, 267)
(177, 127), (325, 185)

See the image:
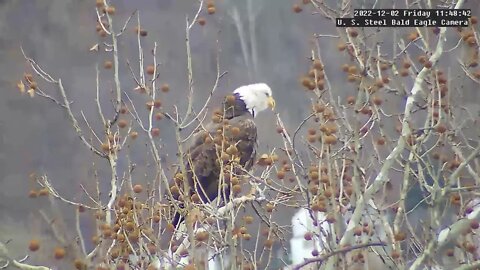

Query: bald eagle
(170, 83), (275, 225)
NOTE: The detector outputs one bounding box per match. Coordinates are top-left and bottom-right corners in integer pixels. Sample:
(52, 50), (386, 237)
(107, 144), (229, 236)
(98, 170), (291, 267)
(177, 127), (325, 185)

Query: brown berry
(207, 6), (216, 14)
(371, 96), (382, 105)
(232, 184), (242, 195)
(155, 112), (164, 120)
(230, 126), (241, 137)
(183, 263), (197, 270)
(468, 60), (478, 68)
(146, 65), (155, 75)
(320, 174), (329, 184)
(125, 221), (135, 232)
(116, 234), (125, 242)
(151, 128), (160, 137)
(29, 239), (40, 252)
(470, 220), (479, 230)
(106, 6), (115, 15)
(325, 213), (336, 223)
(376, 137), (386, 146)
(29, 81), (37, 90)
(292, 4), (302, 13)
(347, 74), (356, 82)
(191, 193), (201, 203)
(348, 28), (358, 38)
(96, 0), (104, 8)
(344, 185), (353, 196)
(243, 215), (254, 224)
(166, 223), (175, 232)
(28, 190), (38, 198)
(104, 60), (113, 69)
(438, 75), (447, 84)
(133, 184), (143, 193)
(394, 231), (406, 241)
(264, 238), (274, 249)
(418, 55), (428, 64)
(407, 31), (419, 41)
(102, 228), (112, 238)
(316, 79), (324, 90)
(466, 36), (477, 47)
(391, 250), (401, 259)
(98, 29), (107, 37)
(225, 94), (236, 106)
(449, 159), (461, 170)
(129, 131), (138, 139)
(118, 119), (128, 129)
(54, 247), (66, 259)
(195, 231), (209, 242)
(161, 83), (170, 92)
(354, 226), (363, 236)
(324, 135), (337, 145)
(197, 17), (206, 26)
(348, 65), (358, 74)
(435, 123), (447, 133)
(38, 188), (49, 196)
(346, 96), (355, 105)
(323, 188), (333, 198)
(313, 103), (325, 113)
(312, 59), (323, 70)
(465, 242), (476, 253)
(119, 106), (128, 114)
(470, 16), (478, 25)
(73, 259), (85, 269)
(226, 145), (238, 156)
(95, 23), (102, 32)
(380, 63), (389, 71)
(300, 76), (315, 90)
(265, 203), (274, 212)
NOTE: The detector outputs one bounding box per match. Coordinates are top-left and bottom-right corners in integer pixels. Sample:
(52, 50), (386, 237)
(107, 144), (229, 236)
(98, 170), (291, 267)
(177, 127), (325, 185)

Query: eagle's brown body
(171, 93), (258, 225)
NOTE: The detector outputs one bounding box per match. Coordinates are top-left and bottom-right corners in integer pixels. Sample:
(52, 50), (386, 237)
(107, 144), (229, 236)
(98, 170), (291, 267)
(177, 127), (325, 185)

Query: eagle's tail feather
(172, 211), (184, 228)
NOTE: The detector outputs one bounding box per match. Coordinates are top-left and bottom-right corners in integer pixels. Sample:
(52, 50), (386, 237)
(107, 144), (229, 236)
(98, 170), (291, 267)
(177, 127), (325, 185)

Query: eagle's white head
(233, 83), (275, 117)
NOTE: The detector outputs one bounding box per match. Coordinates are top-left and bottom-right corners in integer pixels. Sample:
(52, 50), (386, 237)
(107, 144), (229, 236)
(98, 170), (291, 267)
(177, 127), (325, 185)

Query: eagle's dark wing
(170, 113), (257, 225)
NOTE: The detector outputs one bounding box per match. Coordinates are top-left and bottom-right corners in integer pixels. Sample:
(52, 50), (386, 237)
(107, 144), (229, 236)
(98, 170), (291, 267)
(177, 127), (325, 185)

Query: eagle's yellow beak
(267, 96), (276, 110)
